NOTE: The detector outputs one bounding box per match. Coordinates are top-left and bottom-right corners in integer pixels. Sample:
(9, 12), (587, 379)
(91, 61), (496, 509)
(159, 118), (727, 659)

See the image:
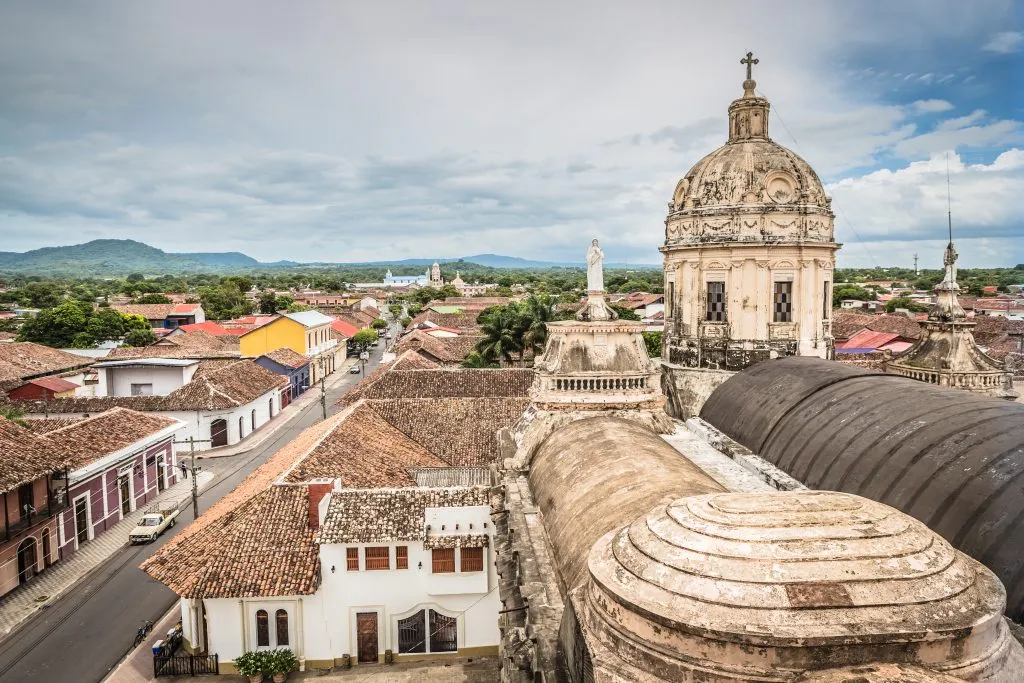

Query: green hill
(0, 239), (260, 275)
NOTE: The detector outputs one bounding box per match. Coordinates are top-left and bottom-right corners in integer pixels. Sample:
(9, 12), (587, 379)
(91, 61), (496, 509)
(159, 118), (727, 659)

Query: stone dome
(663, 70), (836, 245)
(579, 490), (1024, 681)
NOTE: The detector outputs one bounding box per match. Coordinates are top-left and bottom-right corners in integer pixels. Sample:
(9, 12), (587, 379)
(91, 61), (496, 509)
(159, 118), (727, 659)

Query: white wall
(101, 365), (194, 397)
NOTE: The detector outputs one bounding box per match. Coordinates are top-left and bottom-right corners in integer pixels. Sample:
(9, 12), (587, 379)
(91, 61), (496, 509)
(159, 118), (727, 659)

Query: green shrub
(234, 650), (269, 677)
(268, 648), (298, 674)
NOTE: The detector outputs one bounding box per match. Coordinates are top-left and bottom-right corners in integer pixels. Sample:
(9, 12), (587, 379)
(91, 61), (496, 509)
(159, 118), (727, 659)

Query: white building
(93, 358), (200, 396)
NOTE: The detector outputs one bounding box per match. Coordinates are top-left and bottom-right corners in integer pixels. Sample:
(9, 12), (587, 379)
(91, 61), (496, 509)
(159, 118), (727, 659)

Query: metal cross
(741, 51), (759, 80)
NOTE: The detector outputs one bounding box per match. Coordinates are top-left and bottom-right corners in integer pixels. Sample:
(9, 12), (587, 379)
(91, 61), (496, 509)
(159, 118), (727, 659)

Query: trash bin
(151, 639), (166, 656)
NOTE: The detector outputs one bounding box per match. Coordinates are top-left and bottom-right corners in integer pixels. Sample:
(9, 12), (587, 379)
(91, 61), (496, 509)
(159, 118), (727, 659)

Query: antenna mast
(945, 153), (953, 245)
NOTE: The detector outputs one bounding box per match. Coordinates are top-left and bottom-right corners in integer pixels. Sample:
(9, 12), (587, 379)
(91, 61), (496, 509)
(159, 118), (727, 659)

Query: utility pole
(913, 253), (919, 276)
(173, 436), (212, 520)
(317, 356), (328, 421)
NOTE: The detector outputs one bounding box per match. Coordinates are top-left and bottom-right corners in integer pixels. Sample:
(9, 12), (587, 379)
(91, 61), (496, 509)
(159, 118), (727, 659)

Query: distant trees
(832, 285), (875, 307)
(437, 284), (461, 300)
(642, 332), (662, 358)
(199, 280), (255, 320)
(399, 316), (412, 328)
(388, 304), (402, 318)
(257, 290), (280, 314)
(351, 329), (378, 349)
(370, 318), (388, 330)
(884, 297), (929, 313)
(17, 301), (153, 348)
(134, 293), (172, 304)
(474, 295), (555, 367)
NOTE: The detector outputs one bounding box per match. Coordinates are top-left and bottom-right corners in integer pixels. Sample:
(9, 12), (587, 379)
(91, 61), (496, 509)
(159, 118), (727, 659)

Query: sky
(0, 1), (1021, 268)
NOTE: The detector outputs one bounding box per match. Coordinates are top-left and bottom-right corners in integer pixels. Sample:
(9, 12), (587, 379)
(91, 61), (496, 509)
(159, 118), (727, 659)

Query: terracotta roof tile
(261, 348), (310, 369)
(24, 416), (83, 434)
(0, 416), (73, 492)
(393, 330), (484, 363)
(318, 486), (491, 544)
(106, 330), (240, 360)
(0, 342), (93, 390)
(340, 367), (532, 406)
(23, 376), (79, 393)
(41, 407), (178, 469)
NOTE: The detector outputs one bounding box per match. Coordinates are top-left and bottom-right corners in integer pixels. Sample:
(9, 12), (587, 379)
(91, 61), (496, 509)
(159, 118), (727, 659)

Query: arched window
(268, 397), (274, 417)
(255, 610), (269, 647)
(239, 416), (245, 439)
(251, 409), (256, 430)
(275, 609), (289, 646)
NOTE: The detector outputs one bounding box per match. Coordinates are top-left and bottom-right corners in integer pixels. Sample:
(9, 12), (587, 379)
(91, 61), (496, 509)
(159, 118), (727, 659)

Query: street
(0, 338), (391, 683)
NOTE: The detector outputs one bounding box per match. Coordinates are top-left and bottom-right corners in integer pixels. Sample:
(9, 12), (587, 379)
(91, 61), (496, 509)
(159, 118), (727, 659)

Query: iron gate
(153, 654), (219, 677)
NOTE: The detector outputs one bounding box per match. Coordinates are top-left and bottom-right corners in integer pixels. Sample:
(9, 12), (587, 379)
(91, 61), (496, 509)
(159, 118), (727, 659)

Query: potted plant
(234, 650), (267, 683)
(268, 648), (298, 682)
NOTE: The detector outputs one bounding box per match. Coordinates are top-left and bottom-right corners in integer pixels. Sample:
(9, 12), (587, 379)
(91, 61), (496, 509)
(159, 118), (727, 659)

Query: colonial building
(239, 311), (345, 384)
(661, 54), (838, 418)
(111, 303), (205, 330)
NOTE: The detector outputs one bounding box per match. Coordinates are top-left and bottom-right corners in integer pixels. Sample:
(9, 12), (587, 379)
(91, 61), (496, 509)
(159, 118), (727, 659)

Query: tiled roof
(283, 403), (446, 485)
(24, 416), (83, 434)
(865, 314), (922, 340)
(837, 330), (900, 351)
(317, 486), (491, 544)
(175, 321), (235, 336)
(424, 297), (512, 310)
(330, 319), (360, 338)
(340, 368), (533, 406)
(140, 415), (339, 598)
(261, 348), (310, 369)
(106, 331), (240, 360)
(23, 376), (79, 393)
(410, 310), (480, 333)
(15, 360), (286, 413)
(830, 311), (875, 340)
(0, 342), (93, 389)
(390, 351), (440, 371)
(367, 397), (529, 467)
(409, 467), (494, 487)
(111, 303), (176, 319)
(0, 416), (73, 492)
(393, 330), (483, 363)
(43, 407), (178, 469)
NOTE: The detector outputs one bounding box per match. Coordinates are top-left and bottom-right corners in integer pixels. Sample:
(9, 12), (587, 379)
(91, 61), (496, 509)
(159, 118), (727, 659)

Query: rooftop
(0, 415), (73, 492)
(41, 407), (179, 470)
(93, 358), (199, 368)
(260, 348), (310, 369)
(0, 342), (93, 390)
(281, 310), (335, 328)
(105, 330), (240, 360)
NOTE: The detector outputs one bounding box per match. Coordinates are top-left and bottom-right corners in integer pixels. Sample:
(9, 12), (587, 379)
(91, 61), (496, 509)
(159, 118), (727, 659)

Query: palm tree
(520, 295), (554, 361)
(477, 306), (522, 367)
(461, 351), (496, 368)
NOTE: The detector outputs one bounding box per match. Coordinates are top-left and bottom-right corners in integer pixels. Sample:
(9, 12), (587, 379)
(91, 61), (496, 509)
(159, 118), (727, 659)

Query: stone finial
(740, 51), (759, 97)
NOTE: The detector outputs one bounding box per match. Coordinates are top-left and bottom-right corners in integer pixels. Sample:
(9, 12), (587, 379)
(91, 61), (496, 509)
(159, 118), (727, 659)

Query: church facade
(661, 54), (839, 418)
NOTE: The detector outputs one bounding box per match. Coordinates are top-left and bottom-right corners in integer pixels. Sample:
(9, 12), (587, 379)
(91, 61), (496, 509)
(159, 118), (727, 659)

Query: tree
(884, 297), (929, 313)
(126, 273), (145, 283)
(17, 300), (90, 347)
(286, 303), (312, 313)
(438, 284), (461, 300)
(610, 304), (640, 321)
(519, 295), (554, 360)
(124, 328), (157, 347)
(370, 318), (388, 330)
(199, 283), (254, 320)
(388, 304), (402, 318)
(134, 293), (172, 304)
(462, 351), (497, 368)
(642, 332), (662, 358)
(19, 282), (63, 309)
(400, 316), (412, 328)
(257, 290), (280, 314)
(477, 306), (522, 366)
(832, 285), (874, 308)
(352, 328), (378, 349)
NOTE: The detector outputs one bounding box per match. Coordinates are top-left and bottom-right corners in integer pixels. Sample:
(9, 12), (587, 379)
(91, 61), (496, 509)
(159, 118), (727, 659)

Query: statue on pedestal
(578, 239), (617, 322)
(587, 239), (605, 293)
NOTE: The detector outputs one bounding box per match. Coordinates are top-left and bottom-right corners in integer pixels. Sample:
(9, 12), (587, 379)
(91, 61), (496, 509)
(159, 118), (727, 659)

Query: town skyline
(0, 2), (1021, 267)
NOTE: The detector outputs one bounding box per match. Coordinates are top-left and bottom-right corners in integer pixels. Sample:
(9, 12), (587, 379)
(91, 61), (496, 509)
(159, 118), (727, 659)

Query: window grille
(705, 282), (726, 322)
(364, 546), (390, 570)
(461, 547), (484, 572)
(396, 546), (408, 570)
(255, 610), (269, 647)
(346, 547), (359, 571)
(432, 548), (455, 573)
(275, 609), (289, 646)
(774, 281), (793, 322)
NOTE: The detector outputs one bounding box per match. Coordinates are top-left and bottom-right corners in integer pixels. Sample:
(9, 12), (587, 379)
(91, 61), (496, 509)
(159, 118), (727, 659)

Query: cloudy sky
(0, 1), (1021, 267)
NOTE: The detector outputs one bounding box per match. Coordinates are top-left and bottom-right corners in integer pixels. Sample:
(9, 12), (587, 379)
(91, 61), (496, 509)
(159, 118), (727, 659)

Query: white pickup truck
(129, 506), (180, 544)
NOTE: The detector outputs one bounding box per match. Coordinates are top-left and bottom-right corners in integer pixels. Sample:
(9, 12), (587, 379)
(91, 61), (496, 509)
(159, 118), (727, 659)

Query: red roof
(172, 304), (203, 314)
(331, 320), (359, 338)
(26, 376), (79, 393)
(837, 330), (900, 351)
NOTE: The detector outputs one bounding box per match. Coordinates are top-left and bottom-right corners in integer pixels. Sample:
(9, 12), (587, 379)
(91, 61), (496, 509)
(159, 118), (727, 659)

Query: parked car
(129, 506), (180, 544)
(349, 365), (361, 374)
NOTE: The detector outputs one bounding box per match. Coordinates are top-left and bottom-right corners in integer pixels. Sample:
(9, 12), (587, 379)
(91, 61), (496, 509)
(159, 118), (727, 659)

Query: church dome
(664, 59), (835, 245)
(581, 490), (1023, 681)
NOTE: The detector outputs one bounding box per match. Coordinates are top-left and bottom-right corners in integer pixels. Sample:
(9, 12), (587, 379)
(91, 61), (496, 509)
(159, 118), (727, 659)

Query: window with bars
(275, 609), (289, 646)
(346, 547), (359, 571)
(396, 546), (408, 570)
(774, 281), (793, 322)
(364, 546), (390, 570)
(432, 548), (455, 573)
(461, 547), (484, 572)
(255, 610), (269, 647)
(705, 281), (726, 322)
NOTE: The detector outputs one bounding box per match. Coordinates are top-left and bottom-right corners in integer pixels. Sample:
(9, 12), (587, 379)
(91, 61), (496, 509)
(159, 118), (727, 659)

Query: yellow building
(240, 311), (343, 384)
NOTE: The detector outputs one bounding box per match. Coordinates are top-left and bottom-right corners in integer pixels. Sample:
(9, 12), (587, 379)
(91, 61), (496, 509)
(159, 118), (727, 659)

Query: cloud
(828, 150), (1024, 266)
(912, 99), (955, 114)
(983, 31), (1024, 53)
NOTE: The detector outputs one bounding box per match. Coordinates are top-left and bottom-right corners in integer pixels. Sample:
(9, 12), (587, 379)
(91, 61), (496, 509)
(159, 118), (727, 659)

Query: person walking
(179, 461), (188, 479)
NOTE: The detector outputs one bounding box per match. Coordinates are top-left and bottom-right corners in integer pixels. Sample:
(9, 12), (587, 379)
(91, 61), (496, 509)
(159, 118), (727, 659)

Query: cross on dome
(740, 51), (759, 97)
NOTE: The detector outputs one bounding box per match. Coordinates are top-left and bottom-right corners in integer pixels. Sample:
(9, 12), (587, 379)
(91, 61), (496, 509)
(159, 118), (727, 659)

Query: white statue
(586, 239), (605, 292)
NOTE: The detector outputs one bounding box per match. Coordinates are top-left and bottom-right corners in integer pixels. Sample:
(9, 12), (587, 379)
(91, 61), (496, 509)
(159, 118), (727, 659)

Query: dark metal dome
(701, 356), (1024, 620)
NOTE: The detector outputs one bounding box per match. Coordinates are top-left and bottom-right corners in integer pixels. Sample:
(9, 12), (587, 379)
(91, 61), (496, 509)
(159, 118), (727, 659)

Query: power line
(762, 92), (881, 269)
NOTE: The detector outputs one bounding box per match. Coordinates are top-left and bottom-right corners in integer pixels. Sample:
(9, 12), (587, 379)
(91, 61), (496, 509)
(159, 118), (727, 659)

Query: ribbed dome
(580, 491), (1023, 681)
(672, 139), (830, 214)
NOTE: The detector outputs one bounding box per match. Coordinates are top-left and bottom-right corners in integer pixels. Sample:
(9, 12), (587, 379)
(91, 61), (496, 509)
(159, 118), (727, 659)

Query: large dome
(663, 71), (835, 245)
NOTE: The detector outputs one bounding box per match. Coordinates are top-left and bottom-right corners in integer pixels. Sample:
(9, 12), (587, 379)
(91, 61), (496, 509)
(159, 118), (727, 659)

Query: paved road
(0, 340), (390, 683)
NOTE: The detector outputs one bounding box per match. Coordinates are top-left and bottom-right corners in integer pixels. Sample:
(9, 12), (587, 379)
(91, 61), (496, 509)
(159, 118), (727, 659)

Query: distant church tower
(430, 261), (442, 287)
(660, 54), (840, 418)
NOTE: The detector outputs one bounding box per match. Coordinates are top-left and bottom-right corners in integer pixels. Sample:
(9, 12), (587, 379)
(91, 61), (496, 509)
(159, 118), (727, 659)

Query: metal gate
(153, 654), (219, 677)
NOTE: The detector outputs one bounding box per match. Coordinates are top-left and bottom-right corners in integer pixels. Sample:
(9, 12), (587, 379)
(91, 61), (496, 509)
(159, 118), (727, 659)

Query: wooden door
(119, 474), (131, 515)
(356, 612), (378, 663)
(74, 497), (89, 544)
(210, 419), (228, 447)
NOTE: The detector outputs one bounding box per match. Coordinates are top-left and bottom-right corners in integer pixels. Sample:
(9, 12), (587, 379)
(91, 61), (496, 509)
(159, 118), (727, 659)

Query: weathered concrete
(661, 362), (733, 419)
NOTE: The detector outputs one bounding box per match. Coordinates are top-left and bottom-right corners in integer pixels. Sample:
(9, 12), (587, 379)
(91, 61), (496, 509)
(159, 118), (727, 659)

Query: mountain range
(0, 239), (657, 275)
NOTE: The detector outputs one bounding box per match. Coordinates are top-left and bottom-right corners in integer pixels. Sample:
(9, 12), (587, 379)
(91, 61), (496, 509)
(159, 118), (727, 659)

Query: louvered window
(774, 281), (793, 323)
(432, 548), (455, 573)
(461, 547), (484, 572)
(705, 281), (726, 322)
(346, 547), (359, 571)
(364, 546), (390, 570)
(396, 546), (408, 570)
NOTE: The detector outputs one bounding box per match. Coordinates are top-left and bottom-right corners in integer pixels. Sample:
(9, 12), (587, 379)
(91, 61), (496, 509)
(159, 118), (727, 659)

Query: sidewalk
(0, 470), (215, 641)
(199, 355), (360, 459)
